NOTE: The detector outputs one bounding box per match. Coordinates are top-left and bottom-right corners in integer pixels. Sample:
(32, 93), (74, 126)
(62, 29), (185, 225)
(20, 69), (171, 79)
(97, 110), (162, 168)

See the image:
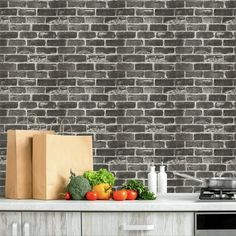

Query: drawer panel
(0, 212), (21, 236)
(82, 212), (194, 236)
(22, 212), (81, 236)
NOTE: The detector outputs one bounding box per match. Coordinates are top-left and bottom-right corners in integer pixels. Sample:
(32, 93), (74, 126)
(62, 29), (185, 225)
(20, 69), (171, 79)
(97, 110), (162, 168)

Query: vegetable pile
(66, 170), (91, 200)
(122, 180), (156, 200)
(63, 169), (156, 201)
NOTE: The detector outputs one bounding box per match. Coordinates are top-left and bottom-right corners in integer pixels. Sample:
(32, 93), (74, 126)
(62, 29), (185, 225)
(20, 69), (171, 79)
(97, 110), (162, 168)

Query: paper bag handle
(18, 113), (44, 130)
(49, 118), (73, 135)
(28, 113), (45, 130)
(59, 118), (73, 135)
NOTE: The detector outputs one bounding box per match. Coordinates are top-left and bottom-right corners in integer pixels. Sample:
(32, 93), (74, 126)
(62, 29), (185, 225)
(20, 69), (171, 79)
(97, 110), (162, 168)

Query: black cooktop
(199, 187), (236, 200)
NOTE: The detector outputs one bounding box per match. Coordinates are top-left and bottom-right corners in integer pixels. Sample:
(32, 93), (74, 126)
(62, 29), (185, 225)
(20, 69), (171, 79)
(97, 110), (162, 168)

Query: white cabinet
(22, 212), (81, 236)
(0, 212), (21, 236)
(0, 212), (81, 236)
(0, 211), (194, 236)
(82, 212), (194, 236)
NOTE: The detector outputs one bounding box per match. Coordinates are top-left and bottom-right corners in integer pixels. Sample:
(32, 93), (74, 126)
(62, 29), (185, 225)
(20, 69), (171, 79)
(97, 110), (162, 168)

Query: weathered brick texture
(0, 0), (236, 195)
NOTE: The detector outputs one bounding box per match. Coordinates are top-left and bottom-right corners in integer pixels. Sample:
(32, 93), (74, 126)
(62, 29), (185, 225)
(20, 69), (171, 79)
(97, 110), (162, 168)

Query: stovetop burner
(199, 188), (236, 201)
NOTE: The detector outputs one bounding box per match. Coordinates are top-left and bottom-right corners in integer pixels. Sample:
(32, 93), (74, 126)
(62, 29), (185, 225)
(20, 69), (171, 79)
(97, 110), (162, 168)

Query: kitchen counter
(1, 193), (236, 212)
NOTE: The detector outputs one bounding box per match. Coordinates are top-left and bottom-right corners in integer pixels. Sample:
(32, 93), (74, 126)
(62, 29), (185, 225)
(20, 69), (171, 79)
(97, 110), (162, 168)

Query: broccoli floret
(66, 171), (91, 200)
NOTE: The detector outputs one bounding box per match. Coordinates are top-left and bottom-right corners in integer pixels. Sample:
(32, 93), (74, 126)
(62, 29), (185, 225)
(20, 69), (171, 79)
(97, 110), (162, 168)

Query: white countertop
(1, 194), (236, 212)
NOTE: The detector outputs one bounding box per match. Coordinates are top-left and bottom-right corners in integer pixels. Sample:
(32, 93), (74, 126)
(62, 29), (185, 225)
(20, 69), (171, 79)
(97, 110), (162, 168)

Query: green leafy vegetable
(66, 171), (91, 200)
(83, 169), (116, 187)
(122, 180), (156, 200)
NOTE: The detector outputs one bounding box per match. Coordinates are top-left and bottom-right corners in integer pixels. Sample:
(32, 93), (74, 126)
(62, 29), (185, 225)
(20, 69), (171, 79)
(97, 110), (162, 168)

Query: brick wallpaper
(0, 0), (236, 195)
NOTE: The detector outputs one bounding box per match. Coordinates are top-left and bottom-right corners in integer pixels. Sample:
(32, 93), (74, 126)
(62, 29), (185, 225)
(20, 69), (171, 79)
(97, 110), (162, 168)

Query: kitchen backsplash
(1, 0), (236, 195)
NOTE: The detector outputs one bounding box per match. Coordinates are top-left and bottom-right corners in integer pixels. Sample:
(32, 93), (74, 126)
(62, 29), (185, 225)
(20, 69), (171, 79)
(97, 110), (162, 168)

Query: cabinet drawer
(82, 212), (194, 236)
(0, 212), (21, 236)
(22, 212), (81, 236)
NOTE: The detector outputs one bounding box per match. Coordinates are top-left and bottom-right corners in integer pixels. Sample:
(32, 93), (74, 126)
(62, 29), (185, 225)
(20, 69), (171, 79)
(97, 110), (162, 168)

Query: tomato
(126, 190), (138, 200)
(86, 191), (98, 201)
(92, 183), (112, 200)
(112, 190), (128, 201)
(64, 192), (71, 200)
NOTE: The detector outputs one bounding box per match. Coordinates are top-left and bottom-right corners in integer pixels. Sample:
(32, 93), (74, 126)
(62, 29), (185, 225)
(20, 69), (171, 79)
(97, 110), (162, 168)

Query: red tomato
(64, 192), (71, 200)
(126, 190), (138, 200)
(86, 191), (98, 201)
(112, 190), (128, 201)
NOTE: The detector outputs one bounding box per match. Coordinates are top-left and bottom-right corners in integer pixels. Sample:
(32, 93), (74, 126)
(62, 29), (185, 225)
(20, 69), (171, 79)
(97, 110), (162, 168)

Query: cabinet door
(0, 212), (21, 236)
(22, 212), (81, 236)
(82, 212), (194, 236)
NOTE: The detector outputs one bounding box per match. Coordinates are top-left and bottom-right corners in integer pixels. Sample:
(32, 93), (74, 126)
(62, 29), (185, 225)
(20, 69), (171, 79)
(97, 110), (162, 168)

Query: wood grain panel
(0, 212), (21, 236)
(82, 212), (194, 236)
(22, 212), (81, 236)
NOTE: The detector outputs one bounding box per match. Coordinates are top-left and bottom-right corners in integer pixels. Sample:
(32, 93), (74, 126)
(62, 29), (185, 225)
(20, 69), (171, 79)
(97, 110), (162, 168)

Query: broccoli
(66, 171), (91, 200)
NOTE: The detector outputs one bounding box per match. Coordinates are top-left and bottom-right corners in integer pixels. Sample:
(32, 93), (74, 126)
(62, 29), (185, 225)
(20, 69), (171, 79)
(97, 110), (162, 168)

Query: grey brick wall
(0, 0), (236, 195)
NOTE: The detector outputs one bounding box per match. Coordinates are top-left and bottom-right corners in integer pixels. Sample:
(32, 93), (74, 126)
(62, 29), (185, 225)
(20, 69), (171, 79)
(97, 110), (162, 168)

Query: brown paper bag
(33, 134), (93, 200)
(5, 130), (54, 199)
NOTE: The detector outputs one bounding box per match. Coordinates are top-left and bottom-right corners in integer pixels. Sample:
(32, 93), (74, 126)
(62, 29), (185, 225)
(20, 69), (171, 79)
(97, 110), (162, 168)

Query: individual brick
(204, 1), (224, 8)
(108, 1), (125, 8)
(0, 1), (8, 7)
(0, 63), (16, 70)
(165, 39), (184, 46)
(155, 9), (174, 16)
(5, 55), (27, 62)
(209, 95), (226, 101)
(150, 24), (167, 31)
(194, 64), (211, 70)
(91, 24), (108, 31)
(182, 125), (204, 132)
(58, 9), (76, 16)
(32, 25), (49, 31)
(214, 9), (234, 16)
(209, 24), (226, 31)
(0, 32), (18, 38)
(175, 9), (194, 15)
(116, 32), (136, 38)
(27, 40), (45, 46)
(20, 32), (37, 38)
(0, 9), (17, 15)
(27, 1), (47, 8)
(167, 1), (184, 8)
(58, 47), (76, 54)
(117, 9), (135, 15)
(49, 1), (67, 8)
(76, 64), (94, 70)
(37, 9), (57, 16)
(57, 32), (77, 38)
(106, 40), (125, 46)
(136, 9), (154, 16)
(18, 64), (35, 70)
(195, 9), (212, 16)
(175, 32), (194, 38)
(96, 9), (115, 16)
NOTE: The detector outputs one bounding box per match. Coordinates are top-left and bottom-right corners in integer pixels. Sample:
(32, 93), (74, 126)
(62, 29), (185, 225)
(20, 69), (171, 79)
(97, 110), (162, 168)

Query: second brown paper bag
(33, 134), (93, 200)
(5, 130), (54, 199)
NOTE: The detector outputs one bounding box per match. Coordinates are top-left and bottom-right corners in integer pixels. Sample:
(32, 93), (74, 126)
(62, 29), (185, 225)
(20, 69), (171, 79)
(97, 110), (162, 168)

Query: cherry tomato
(112, 190), (127, 201)
(126, 190), (138, 200)
(64, 192), (71, 200)
(86, 191), (98, 201)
